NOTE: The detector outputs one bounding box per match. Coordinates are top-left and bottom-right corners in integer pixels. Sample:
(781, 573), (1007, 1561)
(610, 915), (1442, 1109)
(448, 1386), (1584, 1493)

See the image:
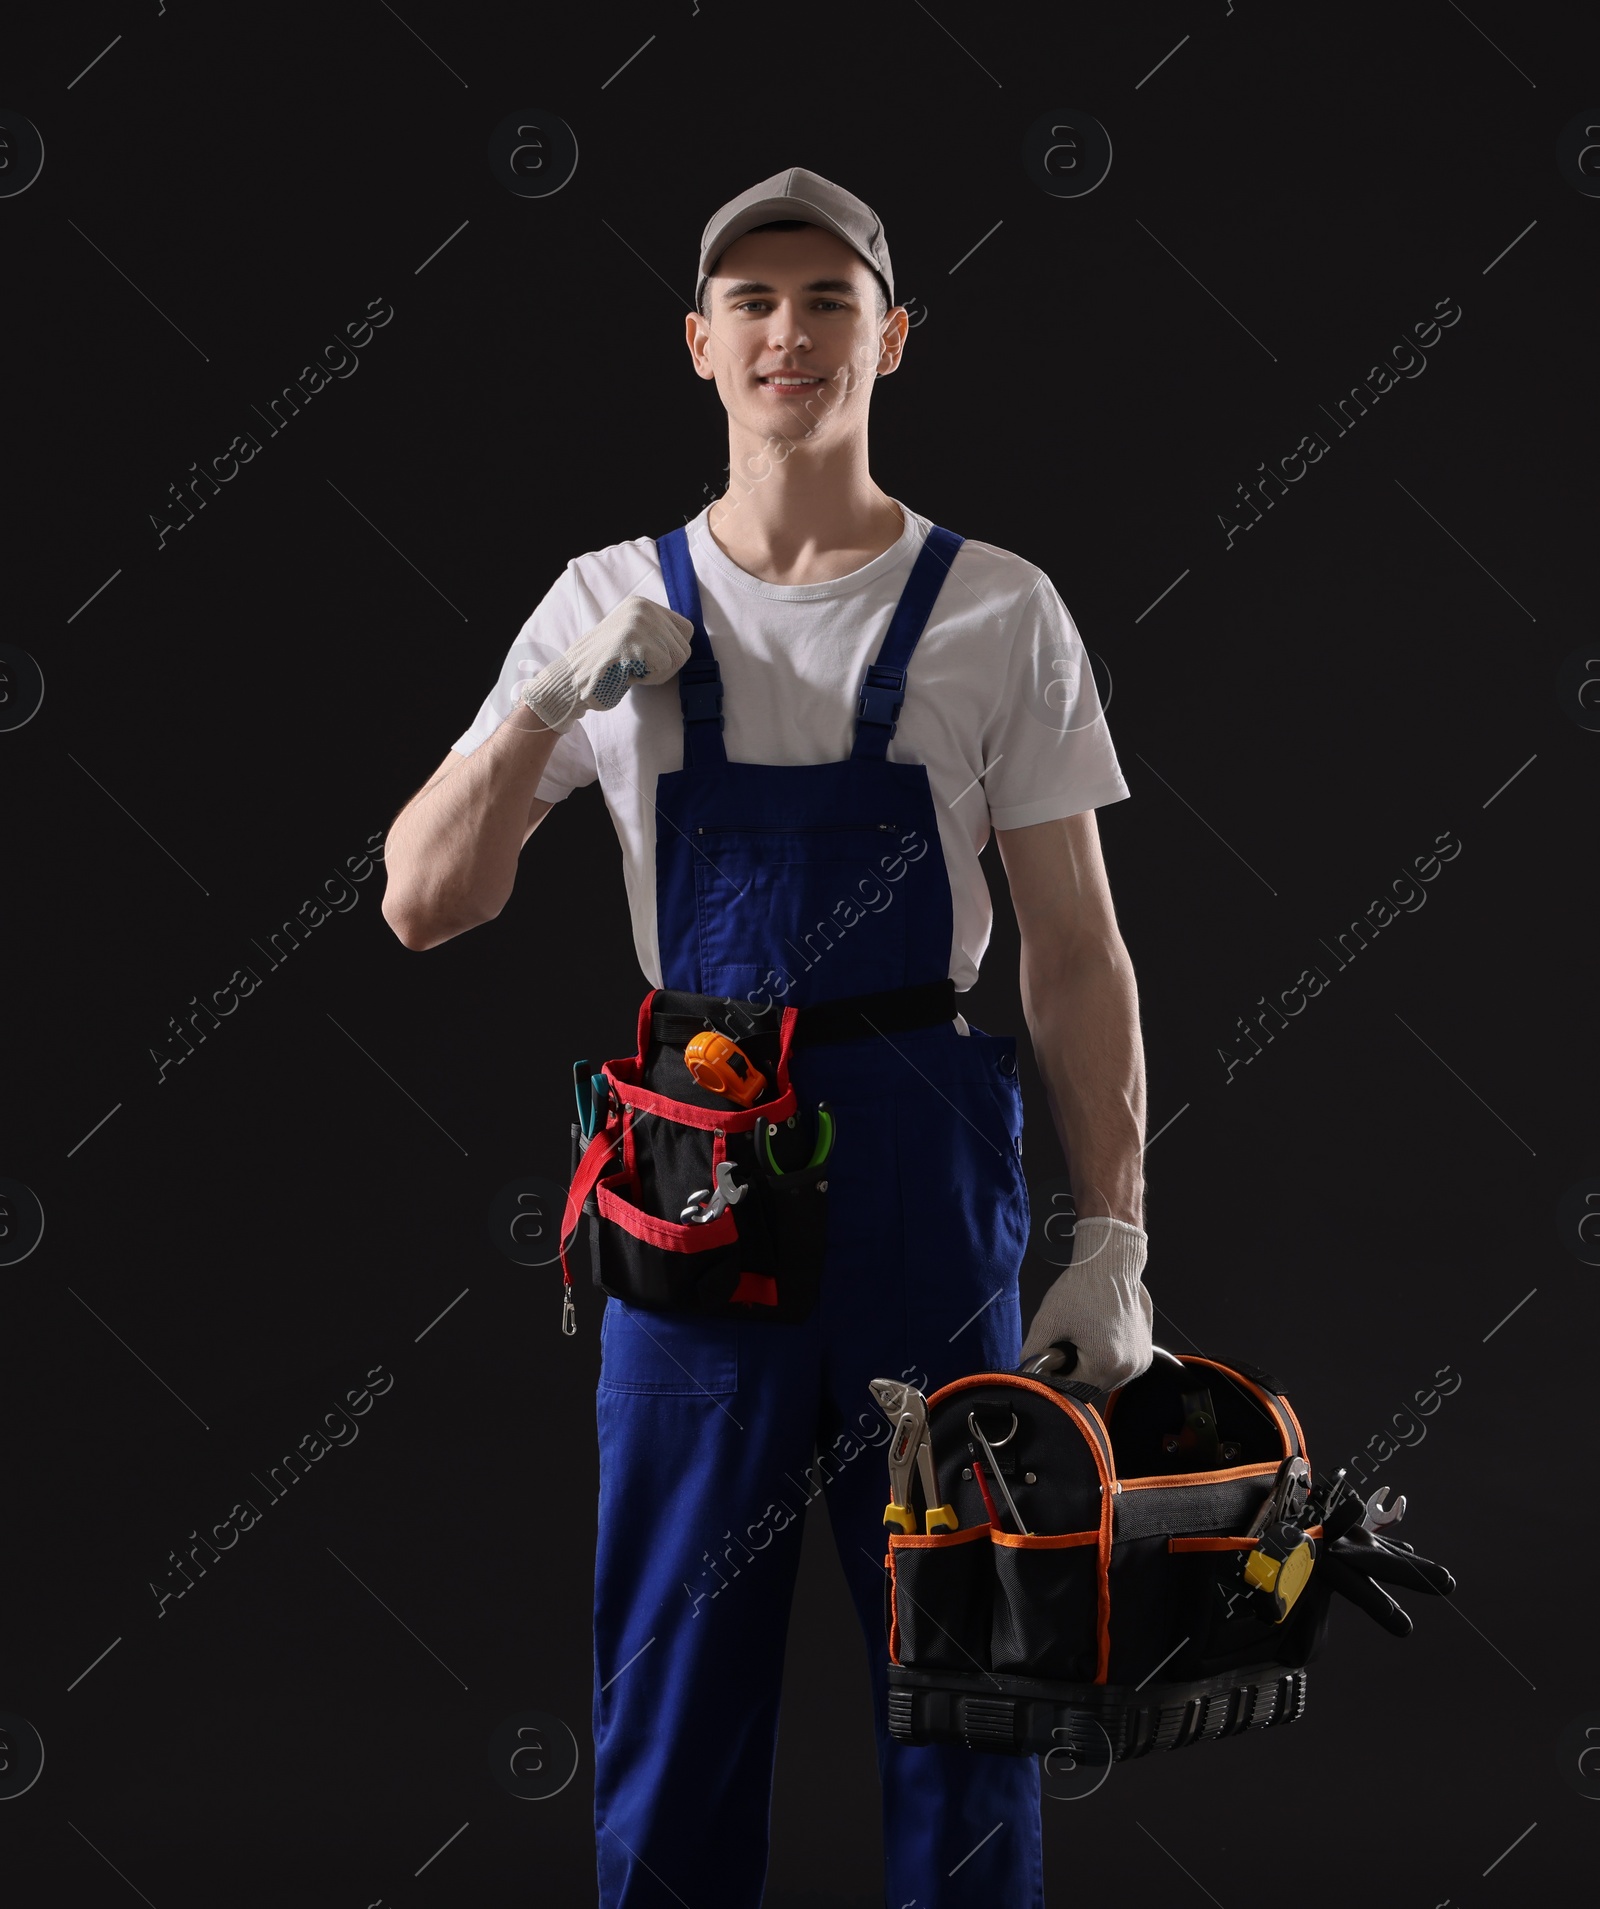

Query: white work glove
(515, 596), (693, 734)
(1019, 1216), (1154, 1393)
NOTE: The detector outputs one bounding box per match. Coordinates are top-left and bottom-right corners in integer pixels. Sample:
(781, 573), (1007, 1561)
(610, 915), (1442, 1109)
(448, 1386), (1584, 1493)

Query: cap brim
(698, 199), (889, 308)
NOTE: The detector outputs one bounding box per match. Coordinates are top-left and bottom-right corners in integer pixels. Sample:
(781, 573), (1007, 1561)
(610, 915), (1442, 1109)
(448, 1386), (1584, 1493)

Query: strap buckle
(856, 662), (907, 736)
(678, 660), (724, 726)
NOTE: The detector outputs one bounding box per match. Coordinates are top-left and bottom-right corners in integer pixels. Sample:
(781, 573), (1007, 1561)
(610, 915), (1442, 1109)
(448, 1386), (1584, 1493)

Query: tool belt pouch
(560, 991), (828, 1324)
(884, 1354), (1333, 1760)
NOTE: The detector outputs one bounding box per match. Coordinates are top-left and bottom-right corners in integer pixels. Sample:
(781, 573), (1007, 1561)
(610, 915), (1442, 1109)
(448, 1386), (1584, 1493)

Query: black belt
(648, 977), (956, 1052)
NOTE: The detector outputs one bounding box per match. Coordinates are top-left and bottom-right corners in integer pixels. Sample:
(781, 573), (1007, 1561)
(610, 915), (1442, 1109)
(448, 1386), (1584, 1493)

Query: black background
(4, 2), (1597, 1904)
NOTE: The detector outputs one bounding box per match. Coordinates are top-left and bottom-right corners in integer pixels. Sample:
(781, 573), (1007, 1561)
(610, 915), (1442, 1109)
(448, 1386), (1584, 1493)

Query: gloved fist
(1019, 1215), (1154, 1392)
(516, 596), (693, 733)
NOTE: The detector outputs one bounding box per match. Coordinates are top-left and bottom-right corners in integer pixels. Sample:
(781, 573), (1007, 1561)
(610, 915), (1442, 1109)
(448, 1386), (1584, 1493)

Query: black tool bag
(885, 1350), (1341, 1761)
(559, 990), (831, 1323)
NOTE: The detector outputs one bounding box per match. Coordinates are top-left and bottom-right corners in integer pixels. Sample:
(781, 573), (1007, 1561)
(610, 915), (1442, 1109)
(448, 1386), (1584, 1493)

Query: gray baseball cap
(696, 166), (894, 312)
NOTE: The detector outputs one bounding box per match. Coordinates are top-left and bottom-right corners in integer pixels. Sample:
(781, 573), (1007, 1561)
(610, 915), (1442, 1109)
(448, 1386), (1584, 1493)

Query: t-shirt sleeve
(449, 563), (600, 803)
(980, 571), (1131, 830)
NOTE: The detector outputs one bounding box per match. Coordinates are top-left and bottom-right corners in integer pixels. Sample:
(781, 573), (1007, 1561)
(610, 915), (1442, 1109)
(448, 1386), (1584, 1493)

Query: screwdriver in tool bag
(970, 1460), (1006, 1532)
(968, 1413), (1030, 1535)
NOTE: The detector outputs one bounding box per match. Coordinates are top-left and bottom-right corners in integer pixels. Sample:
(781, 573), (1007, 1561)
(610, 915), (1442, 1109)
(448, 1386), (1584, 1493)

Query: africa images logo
(147, 298), (395, 549)
(1217, 297), (1463, 548)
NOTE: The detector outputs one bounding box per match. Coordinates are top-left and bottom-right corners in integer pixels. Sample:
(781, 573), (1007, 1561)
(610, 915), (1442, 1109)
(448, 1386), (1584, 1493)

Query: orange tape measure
(683, 1032), (767, 1107)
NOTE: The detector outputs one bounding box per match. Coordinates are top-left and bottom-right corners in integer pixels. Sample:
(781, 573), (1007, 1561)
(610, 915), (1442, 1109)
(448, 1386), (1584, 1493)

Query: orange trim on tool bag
(930, 1373), (1115, 1684)
(888, 1523), (992, 1550)
(990, 1528), (1098, 1550)
(933, 1372), (1115, 1477)
(1177, 1355), (1305, 1464)
(1103, 1355), (1310, 1473)
(1119, 1460), (1282, 1491)
(1281, 1396), (1310, 1464)
(1168, 1520), (1324, 1554)
(886, 1525), (992, 1668)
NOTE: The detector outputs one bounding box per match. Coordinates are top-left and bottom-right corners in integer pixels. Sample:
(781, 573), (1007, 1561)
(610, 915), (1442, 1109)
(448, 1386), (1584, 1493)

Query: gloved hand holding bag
(1019, 1214), (1154, 1392)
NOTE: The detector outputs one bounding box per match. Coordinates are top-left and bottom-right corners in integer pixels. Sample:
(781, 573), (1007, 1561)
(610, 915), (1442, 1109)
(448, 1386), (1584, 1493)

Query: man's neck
(706, 433), (904, 586)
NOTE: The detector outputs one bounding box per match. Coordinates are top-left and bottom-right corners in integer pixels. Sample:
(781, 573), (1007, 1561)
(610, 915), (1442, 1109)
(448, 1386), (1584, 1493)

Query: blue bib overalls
(592, 524), (1045, 1907)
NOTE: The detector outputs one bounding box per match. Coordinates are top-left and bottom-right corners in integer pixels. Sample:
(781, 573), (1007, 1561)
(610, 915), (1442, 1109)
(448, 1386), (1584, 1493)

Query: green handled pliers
(756, 1100), (835, 1176)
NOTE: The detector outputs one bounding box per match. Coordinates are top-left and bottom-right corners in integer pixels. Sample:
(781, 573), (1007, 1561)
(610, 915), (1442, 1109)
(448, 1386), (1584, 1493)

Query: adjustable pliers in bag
(870, 1381), (958, 1535)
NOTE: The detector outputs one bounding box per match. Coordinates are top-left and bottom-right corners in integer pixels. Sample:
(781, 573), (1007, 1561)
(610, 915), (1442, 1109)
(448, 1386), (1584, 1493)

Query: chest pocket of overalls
(691, 819), (912, 1003)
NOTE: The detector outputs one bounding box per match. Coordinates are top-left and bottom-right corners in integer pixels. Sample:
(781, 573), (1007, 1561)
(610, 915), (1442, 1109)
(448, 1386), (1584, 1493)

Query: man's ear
(876, 306), (910, 377)
(684, 312), (718, 381)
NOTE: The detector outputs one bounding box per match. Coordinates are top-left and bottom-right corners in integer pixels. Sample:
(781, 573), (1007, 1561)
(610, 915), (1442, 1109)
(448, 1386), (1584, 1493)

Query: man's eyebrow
(718, 278), (863, 300)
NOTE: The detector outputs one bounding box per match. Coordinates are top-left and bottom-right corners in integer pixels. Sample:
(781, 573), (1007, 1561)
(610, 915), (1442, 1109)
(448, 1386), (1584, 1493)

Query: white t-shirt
(451, 500), (1130, 991)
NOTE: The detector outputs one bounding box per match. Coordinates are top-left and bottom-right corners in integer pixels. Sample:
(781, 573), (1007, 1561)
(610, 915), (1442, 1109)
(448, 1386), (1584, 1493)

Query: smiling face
(686, 224), (907, 449)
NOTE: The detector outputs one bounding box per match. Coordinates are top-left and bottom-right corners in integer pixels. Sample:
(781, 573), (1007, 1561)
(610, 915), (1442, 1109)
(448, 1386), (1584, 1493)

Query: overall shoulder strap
(656, 525), (727, 769)
(851, 525), (965, 761)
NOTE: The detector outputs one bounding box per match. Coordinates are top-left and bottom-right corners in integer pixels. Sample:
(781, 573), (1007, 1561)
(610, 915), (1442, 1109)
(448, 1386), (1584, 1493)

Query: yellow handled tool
(1239, 1454), (1317, 1622)
(1242, 1524), (1318, 1622)
(871, 1380), (957, 1534)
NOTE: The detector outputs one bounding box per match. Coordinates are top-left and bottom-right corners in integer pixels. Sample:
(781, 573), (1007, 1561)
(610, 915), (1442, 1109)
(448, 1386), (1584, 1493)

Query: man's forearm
(1019, 935), (1146, 1228)
(382, 708), (558, 948)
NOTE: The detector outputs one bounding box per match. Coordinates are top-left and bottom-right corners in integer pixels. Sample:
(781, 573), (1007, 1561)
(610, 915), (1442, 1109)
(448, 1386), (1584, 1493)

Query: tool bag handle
(1015, 1340), (1186, 1407)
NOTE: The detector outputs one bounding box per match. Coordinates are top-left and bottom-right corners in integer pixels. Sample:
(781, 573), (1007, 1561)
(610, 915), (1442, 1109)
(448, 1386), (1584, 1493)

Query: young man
(382, 168), (1153, 1909)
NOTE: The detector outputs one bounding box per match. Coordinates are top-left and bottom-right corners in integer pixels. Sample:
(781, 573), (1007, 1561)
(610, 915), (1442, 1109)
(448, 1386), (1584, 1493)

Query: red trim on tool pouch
(594, 1176), (739, 1251)
(603, 990), (804, 1132)
(604, 1073), (798, 1132)
(634, 989), (657, 1062)
(559, 1120), (626, 1286)
(558, 990), (804, 1287)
